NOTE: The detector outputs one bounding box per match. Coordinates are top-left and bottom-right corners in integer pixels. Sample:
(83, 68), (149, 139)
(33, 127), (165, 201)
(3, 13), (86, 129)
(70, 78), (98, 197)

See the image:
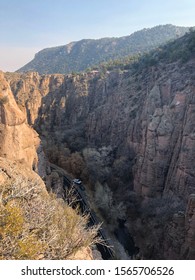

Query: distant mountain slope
(17, 24), (191, 74)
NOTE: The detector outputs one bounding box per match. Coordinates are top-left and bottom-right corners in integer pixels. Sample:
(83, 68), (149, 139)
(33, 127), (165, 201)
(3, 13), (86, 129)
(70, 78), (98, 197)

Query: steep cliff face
(0, 71), (96, 260)
(5, 47), (195, 259)
(0, 71), (44, 172)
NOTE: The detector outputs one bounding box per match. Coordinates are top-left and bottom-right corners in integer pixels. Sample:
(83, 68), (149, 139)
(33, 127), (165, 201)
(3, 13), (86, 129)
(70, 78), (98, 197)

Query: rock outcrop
(0, 71), (41, 171)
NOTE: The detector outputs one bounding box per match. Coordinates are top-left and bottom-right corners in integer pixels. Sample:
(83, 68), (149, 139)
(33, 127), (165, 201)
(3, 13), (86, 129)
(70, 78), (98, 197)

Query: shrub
(0, 175), (99, 260)
(0, 95), (9, 105)
(82, 147), (112, 183)
(140, 195), (185, 225)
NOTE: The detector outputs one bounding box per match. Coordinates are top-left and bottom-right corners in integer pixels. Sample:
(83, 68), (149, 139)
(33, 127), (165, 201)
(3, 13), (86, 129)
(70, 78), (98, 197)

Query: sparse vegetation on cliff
(0, 170), (99, 260)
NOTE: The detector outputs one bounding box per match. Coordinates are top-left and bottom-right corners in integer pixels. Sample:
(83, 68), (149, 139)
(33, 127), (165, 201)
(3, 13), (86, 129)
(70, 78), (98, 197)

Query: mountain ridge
(17, 24), (191, 74)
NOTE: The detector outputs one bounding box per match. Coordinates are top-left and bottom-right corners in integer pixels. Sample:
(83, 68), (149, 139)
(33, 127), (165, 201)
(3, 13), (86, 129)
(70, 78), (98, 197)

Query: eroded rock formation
(0, 71), (94, 260)
(4, 54), (195, 259)
(0, 71), (42, 171)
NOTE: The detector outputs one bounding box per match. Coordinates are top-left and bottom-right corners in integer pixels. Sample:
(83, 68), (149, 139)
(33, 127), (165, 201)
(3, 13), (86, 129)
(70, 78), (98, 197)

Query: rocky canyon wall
(0, 71), (96, 260)
(0, 71), (46, 173)
(5, 57), (195, 259)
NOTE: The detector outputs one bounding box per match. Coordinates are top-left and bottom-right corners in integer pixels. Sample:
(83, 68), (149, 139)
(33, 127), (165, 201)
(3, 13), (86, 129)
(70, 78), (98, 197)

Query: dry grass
(0, 175), (100, 260)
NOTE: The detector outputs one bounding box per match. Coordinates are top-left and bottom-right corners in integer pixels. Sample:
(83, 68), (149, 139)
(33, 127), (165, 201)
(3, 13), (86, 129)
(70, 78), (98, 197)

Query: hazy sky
(0, 0), (195, 72)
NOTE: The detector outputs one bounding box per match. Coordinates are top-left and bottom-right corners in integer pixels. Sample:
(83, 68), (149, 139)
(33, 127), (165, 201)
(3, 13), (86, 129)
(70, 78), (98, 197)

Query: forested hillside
(17, 24), (190, 74)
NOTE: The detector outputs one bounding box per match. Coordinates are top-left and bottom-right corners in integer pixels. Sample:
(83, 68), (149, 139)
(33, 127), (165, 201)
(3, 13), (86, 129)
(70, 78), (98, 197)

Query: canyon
(1, 30), (195, 260)
(0, 71), (97, 260)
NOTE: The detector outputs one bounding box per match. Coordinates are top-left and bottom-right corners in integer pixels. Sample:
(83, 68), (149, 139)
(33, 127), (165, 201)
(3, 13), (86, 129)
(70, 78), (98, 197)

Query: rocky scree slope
(6, 32), (195, 259)
(17, 25), (190, 74)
